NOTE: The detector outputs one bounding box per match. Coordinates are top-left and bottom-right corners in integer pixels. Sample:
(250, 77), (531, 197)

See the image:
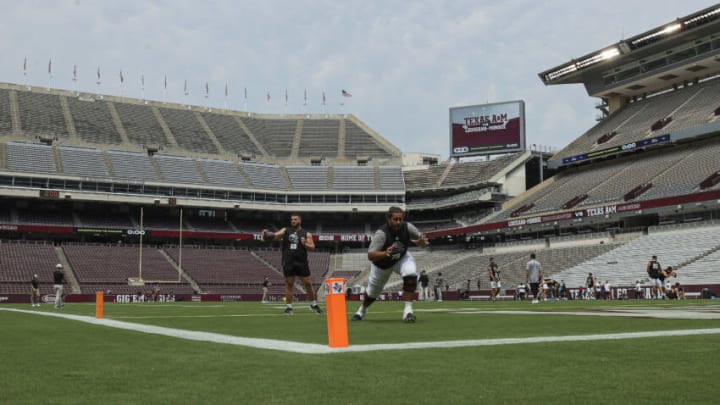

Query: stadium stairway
(157, 248), (202, 293)
(52, 146), (63, 173)
(55, 246), (81, 294)
(106, 102), (131, 144)
(148, 156), (166, 181)
(151, 106), (179, 148)
(493, 175), (559, 219)
(192, 159), (211, 183)
(435, 163), (454, 188)
(193, 111), (225, 154)
(58, 96), (78, 141)
(677, 244), (720, 270)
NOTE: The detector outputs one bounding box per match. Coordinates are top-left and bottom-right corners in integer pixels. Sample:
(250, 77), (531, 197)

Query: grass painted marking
(3, 307), (720, 354)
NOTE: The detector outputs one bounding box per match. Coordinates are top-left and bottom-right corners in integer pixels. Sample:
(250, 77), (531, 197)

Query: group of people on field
(645, 255), (683, 299)
(34, 207), (688, 320)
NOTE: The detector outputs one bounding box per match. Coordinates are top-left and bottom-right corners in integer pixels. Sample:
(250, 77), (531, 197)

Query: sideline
(2, 307), (720, 354)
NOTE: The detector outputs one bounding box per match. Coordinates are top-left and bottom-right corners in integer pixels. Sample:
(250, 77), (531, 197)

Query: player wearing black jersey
(586, 273), (597, 300)
(262, 213), (323, 315)
(487, 257), (501, 302)
(647, 255), (662, 299)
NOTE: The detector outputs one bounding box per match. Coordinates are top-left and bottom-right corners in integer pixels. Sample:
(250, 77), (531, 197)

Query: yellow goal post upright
(127, 206), (183, 287)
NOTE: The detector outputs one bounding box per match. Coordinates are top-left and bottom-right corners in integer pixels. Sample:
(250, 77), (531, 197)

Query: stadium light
(662, 23), (682, 34)
(600, 48), (620, 60)
(546, 46), (619, 81)
(684, 7), (720, 25)
(631, 23), (683, 48)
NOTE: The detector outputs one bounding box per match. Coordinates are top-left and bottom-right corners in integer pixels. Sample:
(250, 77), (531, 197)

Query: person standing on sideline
(635, 280), (643, 299)
(487, 257), (501, 302)
(30, 274), (41, 307)
(646, 255), (662, 299)
(53, 264), (66, 309)
(516, 283), (527, 300)
(261, 277), (270, 303)
(351, 206), (429, 322)
(586, 273), (597, 300)
(559, 280), (567, 300)
(418, 270), (430, 301)
(262, 213), (323, 315)
(604, 280), (612, 300)
(434, 272), (444, 302)
(525, 253), (542, 304)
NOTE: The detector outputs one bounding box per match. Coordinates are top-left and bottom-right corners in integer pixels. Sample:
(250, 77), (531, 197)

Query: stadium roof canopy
(538, 4), (720, 99)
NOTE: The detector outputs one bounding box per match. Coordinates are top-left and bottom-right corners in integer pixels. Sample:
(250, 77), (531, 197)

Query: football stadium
(2, 4), (720, 404)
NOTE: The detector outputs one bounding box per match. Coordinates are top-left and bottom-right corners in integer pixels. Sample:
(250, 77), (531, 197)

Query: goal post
(132, 207), (184, 285)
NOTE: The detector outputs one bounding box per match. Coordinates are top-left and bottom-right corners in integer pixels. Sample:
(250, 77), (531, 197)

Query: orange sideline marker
(95, 291), (104, 319)
(323, 278), (349, 348)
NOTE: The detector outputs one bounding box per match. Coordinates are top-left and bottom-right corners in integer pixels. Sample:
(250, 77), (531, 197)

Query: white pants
(53, 284), (64, 308)
(419, 286), (429, 300)
(366, 252), (417, 299)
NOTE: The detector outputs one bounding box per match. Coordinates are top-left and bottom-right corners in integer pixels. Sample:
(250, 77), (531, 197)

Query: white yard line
(448, 309), (720, 320)
(2, 307), (719, 354)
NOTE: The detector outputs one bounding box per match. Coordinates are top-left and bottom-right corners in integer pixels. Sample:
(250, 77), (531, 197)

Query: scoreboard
(449, 100), (526, 158)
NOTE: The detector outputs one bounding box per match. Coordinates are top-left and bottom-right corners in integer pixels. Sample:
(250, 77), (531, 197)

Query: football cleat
(284, 307), (294, 315)
(310, 304), (324, 314)
(403, 312), (416, 323)
(351, 314), (363, 321)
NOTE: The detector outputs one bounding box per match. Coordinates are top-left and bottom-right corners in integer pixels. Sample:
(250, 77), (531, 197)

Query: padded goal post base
(127, 277), (145, 287)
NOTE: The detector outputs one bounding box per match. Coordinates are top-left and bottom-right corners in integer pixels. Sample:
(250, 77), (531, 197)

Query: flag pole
(72, 65), (77, 93)
(23, 57), (28, 86)
(243, 87), (248, 111)
(47, 59), (52, 89)
(205, 82), (209, 108)
(224, 82), (228, 110)
(96, 67), (101, 95)
(303, 89), (308, 114)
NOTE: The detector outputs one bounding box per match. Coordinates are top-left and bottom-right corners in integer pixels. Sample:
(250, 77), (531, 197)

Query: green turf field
(2, 299), (719, 404)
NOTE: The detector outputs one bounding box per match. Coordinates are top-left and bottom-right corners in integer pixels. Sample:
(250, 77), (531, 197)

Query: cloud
(1, 0), (713, 158)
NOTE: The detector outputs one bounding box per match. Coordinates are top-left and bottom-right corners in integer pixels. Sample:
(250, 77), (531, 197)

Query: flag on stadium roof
(164, 74), (167, 90)
(267, 92), (271, 103)
(119, 70), (124, 83)
(184, 80), (188, 95)
(96, 67), (101, 83)
(303, 89), (307, 105)
(205, 82), (209, 98)
(244, 87), (247, 100)
(322, 91), (326, 105)
(285, 89), (288, 106)
(48, 59), (52, 75)
(72, 65), (77, 81)
(23, 57), (27, 75)
(341, 89), (352, 97)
